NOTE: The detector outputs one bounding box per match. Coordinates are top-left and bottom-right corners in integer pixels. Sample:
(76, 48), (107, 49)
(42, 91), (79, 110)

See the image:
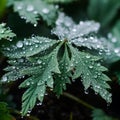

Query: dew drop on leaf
(86, 55), (90, 59)
(85, 89), (89, 94)
(37, 102), (42, 106)
(37, 60), (42, 64)
(0, 30), (4, 33)
(94, 75), (98, 78)
(42, 8), (49, 14)
(27, 110), (31, 113)
(114, 48), (119, 53)
(72, 28), (77, 32)
(26, 113), (30, 116)
(26, 82), (30, 86)
(111, 37), (117, 43)
(33, 11), (38, 15)
(26, 5), (34, 12)
(17, 4), (23, 10)
(2, 76), (7, 82)
(16, 41), (23, 48)
(89, 65), (93, 69)
(37, 82), (41, 86)
(34, 24), (37, 27)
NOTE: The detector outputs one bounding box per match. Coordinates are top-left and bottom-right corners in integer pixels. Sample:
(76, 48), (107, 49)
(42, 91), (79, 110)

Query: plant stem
(63, 92), (95, 110)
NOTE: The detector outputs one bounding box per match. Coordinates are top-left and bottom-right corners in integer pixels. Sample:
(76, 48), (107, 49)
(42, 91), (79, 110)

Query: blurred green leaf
(7, 0), (14, 7)
(100, 20), (120, 63)
(0, 102), (16, 120)
(112, 20), (120, 41)
(92, 109), (116, 120)
(45, 0), (75, 3)
(115, 72), (120, 85)
(0, 0), (6, 18)
(12, 0), (58, 26)
(88, 0), (120, 27)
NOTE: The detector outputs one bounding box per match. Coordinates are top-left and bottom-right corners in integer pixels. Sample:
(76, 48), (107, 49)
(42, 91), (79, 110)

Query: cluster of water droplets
(4, 36), (56, 58)
(69, 50), (111, 101)
(15, 0), (54, 27)
(93, 85), (112, 103)
(0, 23), (15, 41)
(107, 33), (120, 57)
(0, 23), (6, 34)
(51, 12), (75, 39)
(1, 62), (26, 83)
(52, 12), (106, 52)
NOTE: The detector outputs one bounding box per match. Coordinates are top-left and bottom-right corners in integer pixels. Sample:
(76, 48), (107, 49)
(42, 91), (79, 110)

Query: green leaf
(52, 13), (104, 50)
(115, 72), (120, 85)
(0, 102), (15, 120)
(13, 0), (58, 26)
(101, 20), (120, 63)
(18, 44), (61, 115)
(3, 36), (59, 58)
(7, 0), (15, 7)
(2, 14), (113, 116)
(68, 44), (112, 103)
(92, 109), (114, 120)
(88, 0), (120, 27)
(54, 44), (71, 96)
(0, 23), (16, 41)
(0, 0), (6, 18)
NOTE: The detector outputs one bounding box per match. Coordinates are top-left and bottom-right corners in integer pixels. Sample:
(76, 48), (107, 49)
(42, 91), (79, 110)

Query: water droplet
(17, 4), (23, 10)
(26, 5), (34, 12)
(85, 89), (89, 94)
(50, 88), (53, 91)
(108, 33), (112, 38)
(111, 37), (117, 43)
(37, 102), (42, 106)
(26, 82), (30, 86)
(21, 116), (24, 119)
(90, 36), (94, 40)
(16, 41), (23, 48)
(97, 63), (100, 66)
(27, 110), (31, 113)
(114, 48), (119, 53)
(86, 55), (90, 59)
(2, 76), (7, 82)
(33, 11), (38, 14)
(34, 24), (37, 27)
(72, 28), (76, 32)
(37, 60), (42, 64)
(37, 82), (41, 86)
(27, 113), (30, 116)
(48, 76), (51, 79)
(1, 23), (5, 26)
(0, 30), (4, 33)
(86, 73), (89, 76)
(94, 75), (97, 78)
(42, 8), (49, 14)
(89, 65), (93, 69)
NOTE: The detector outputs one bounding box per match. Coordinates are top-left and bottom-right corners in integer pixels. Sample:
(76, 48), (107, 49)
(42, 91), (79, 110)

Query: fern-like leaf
(52, 13), (104, 50)
(68, 44), (112, 103)
(2, 14), (112, 116)
(54, 44), (71, 96)
(19, 44), (61, 115)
